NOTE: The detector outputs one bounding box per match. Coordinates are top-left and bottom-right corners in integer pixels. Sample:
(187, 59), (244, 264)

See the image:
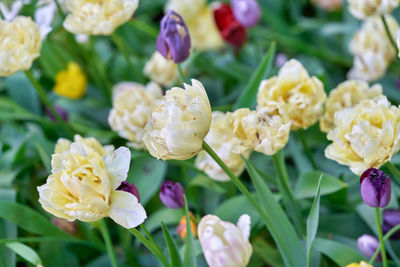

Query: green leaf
(144, 208), (184, 234)
(36, 143), (52, 173)
(5, 242), (42, 266)
(161, 222), (183, 267)
(252, 238), (284, 267)
(295, 171), (347, 199)
(242, 157), (307, 267)
(0, 189), (16, 267)
(313, 238), (365, 266)
(234, 41), (276, 109)
(188, 174), (227, 194)
(183, 196), (196, 267)
(306, 175), (322, 266)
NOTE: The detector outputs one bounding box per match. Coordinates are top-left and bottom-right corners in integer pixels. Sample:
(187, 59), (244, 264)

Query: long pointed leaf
(306, 175), (322, 266)
(161, 222), (183, 267)
(313, 238), (365, 266)
(5, 242), (42, 266)
(183, 196), (196, 267)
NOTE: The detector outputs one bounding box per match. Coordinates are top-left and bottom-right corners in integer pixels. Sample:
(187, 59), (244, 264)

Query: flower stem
(386, 162), (400, 183)
(381, 15), (399, 56)
(375, 208), (388, 267)
(178, 64), (185, 83)
(54, 0), (65, 18)
(369, 223), (400, 264)
(99, 220), (119, 267)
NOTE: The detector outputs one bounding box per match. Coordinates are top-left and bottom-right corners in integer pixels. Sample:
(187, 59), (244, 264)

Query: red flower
(213, 2), (247, 49)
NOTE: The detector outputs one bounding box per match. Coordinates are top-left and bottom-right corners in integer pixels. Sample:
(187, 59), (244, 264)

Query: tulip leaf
(161, 222), (183, 267)
(306, 175), (322, 266)
(242, 157), (307, 267)
(183, 196), (196, 267)
(5, 242), (42, 266)
(5, 73), (40, 115)
(144, 208), (184, 234)
(234, 41), (276, 109)
(313, 238), (365, 266)
(0, 189), (16, 267)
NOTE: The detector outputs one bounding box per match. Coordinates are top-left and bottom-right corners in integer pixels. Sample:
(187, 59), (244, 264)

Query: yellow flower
(195, 111), (250, 182)
(198, 214), (252, 267)
(143, 51), (178, 87)
(320, 80), (382, 133)
(38, 135), (147, 229)
(348, 0), (399, 19)
(325, 96), (400, 175)
(345, 261), (374, 267)
(0, 16), (42, 76)
(64, 0), (138, 35)
(348, 15), (398, 81)
(143, 79), (212, 160)
(53, 62), (87, 99)
(257, 59), (326, 130)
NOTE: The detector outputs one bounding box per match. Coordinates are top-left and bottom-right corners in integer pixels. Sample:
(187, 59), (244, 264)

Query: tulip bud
(157, 10), (191, 63)
(231, 0), (261, 28)
(117, 181), (141, 202)
(45, 105), (69, 122)
(198, 214), (252, 267)
(52, 217), (78, 235)
(159, 180), (185, 209)
(382, 208), (400, 239)
(176, 213), (198, 239)
(357, 234), (381, 261)
(360, 168), (391, 208)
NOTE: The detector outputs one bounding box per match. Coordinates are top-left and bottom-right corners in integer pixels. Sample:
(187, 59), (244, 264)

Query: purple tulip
(382, 209), (400, 239)
(357, 234), (381, 261)
(157, 10), (191, 64)
(360, 168), (391, 208)
(117, 181), (141, 202)
(159, 180), (185, 209)
(45, 105), (69, 122)
(231, 0), (261, 28)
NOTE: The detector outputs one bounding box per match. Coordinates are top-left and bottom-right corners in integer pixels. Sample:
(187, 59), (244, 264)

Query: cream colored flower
(198, 214), (252, 267)
(320, 80), (382, 133)
(63, 0), (138, 35)
(143, 51), (178, 87)
(143, 79), (212, 160)
(0, 16), (42, 76)
(195, 112), (249, 182)
(348, 15), (398, 81)
(325, 96), (400, 175)
(108, 82), (163, 149)
(165, 0), (206, 22)
(348, 0), (399, 19)
(38, 135), (147, 229)
(257, 59), (326, 130)
(312, 0), (342, 11)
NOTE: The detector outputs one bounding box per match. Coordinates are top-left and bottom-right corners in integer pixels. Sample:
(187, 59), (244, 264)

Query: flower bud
(177, 213), (198, 239)
(231, 0), (261, 28)
(357, 234), (381, 261)
(360, 168), (391, 208)
(198, 214), (252, 267)
(117, 181), (141, 203)
(45, 106), (69, 122)
(157, 10), (191, 63)
(52, 217), (78, 235)
(159, 180), (185, 209)
(382, 208), (400, 239)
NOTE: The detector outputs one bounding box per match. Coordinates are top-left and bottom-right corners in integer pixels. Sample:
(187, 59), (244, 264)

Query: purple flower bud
(117, 181), (141, 202)
(157, 10), (191, 64)
(45, 105), (69, 122)
(360, 168), (391, 208)
(159, 180), (185, 209)
(382, 209), (400, 239)
(231, 0), (261, 28)
(357, 234), (381, 261)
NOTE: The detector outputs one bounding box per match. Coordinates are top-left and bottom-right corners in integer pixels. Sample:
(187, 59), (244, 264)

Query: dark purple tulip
(382, 209), (400, 239)
(157, 10), (191, 64)
(159, 180), (185, 209)
(357, 234), (381, 261)
(231, 0), (261, 28)
(117, 181), (141, 202)
(360, 168), (391, 208)
(45, 105), (69, 122)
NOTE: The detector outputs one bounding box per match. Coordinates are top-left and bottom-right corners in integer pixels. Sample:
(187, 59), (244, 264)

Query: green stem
(271, 150), (304, 235)
(129, 20), (159, 39)
(370, 224), (400, 264)
(296, 130), (317, 169)
(54, 0), (65, 18)
(177, 64), (185, 83)
(386, 162), (400, 183)
(381, 15), (399, 56)
(99, 220), (119, 267)
(375, 208), (388, 267)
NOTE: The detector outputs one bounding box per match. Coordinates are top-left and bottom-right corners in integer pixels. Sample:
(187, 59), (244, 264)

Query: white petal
(237, 214), (251, 240)
(104, 147), (131, 189)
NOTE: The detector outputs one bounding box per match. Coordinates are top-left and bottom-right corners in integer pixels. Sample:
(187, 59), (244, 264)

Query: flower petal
(104, 147), (131, 189)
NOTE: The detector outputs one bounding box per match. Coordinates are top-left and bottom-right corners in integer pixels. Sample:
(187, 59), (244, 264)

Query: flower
(63, 0), (138, 35)
(345, 261), (374, 267)
(382, 209), (400, 239)
(143, 79), (212, 160)
(177, 212), (198, 239)
(157, 10), (191, 63)
(311, 0), (342, 11)
(348, 15), (398, 81)
(53, 62), (87, 99)
(108, 81), (163, 149)
(195, 111), (249, 182)
(357, 234), (381, 260)
(159, 180), (185, 209)
(45, 105), (69, 122)
(257, 59), (326, 130)
(143, 51), (178, 87)
(34, 0), (57, 38)
(360, 168), (391, 208)
(213, 2), (247, 49)
(348, 0), (399, 19)
(37, 135), (147, 229)
(325, 96), (400, 175)
(320, 80), (382, 133)
(117, 181), (141, 202)
(165, 0), (206, 22)
(231, 0), (261, 28)
(198, 214), (252, 267)
(0, 16), (42, 77)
